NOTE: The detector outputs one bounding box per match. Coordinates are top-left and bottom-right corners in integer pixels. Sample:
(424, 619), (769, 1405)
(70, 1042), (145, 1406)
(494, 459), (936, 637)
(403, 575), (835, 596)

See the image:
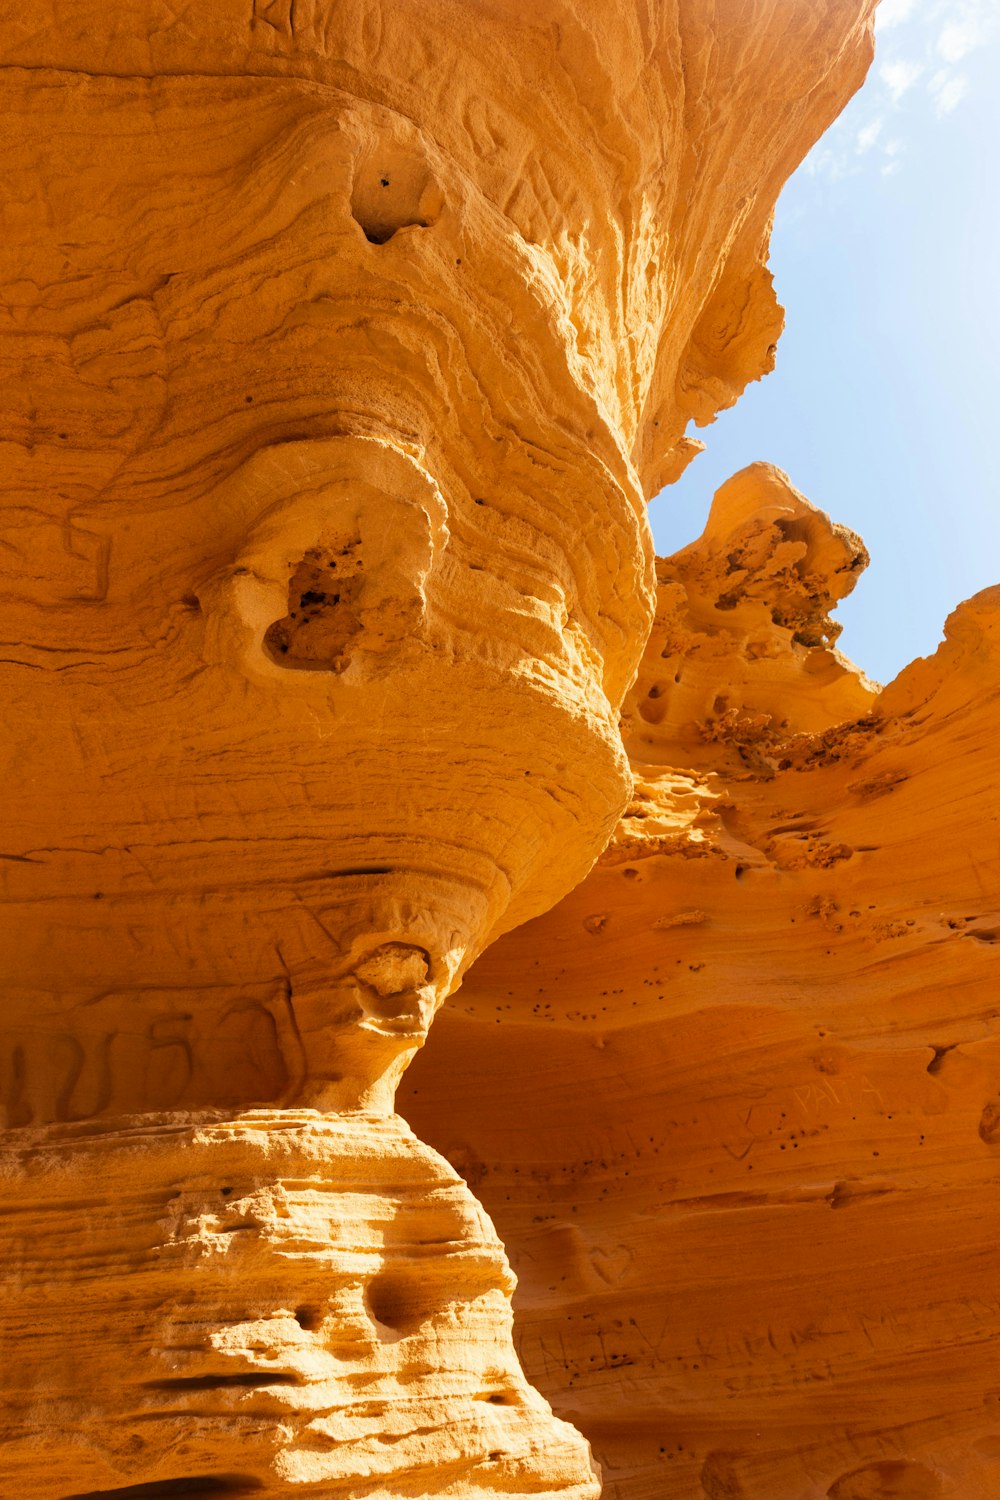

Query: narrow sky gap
(649, 0), (999, 685)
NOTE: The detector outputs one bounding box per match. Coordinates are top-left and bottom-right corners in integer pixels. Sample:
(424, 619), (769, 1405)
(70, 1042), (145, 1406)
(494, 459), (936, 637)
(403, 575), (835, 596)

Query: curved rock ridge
(0, 1110), (599, 1499)
(0, 0), (876, 491)
(0, 4), (877, 1107)
(400, 470), (1000, 1498)
(0, 1), (883, 1495)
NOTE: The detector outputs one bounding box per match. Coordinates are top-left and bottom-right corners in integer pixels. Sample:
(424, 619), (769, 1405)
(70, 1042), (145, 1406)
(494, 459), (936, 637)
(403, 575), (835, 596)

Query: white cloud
(798, 0), (993, 189)
(930, 70), (969, 113)
(856, 117), (885, 152)
(880, 58), (924, 100)
(879, 136), (905, 175)
(876, 0), (917, 33)
(804, 144), (854, 183)
(938, 16), (983, 61)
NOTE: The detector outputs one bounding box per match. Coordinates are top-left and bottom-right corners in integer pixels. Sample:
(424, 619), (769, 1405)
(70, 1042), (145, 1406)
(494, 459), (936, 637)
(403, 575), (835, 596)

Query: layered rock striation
(0, 2), (936, 1497)
(402, 467), (1000, 1498)
(2, 1112), (596, 1498)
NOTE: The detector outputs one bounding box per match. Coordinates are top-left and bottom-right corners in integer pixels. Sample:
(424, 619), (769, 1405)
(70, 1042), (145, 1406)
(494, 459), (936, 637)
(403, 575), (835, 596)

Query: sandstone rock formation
(401, 467), (1000, 1499)
(2, 1112), (597, 1497)
(1, 1), (954, 1496)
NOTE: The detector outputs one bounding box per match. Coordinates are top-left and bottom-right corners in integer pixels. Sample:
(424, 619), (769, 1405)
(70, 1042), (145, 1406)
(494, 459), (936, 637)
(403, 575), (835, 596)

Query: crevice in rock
(64, 1479), (264, 1499)
(142, 1374), (300, 1390)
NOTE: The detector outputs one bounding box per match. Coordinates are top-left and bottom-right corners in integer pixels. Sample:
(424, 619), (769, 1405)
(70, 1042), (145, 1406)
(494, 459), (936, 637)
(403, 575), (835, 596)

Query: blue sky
(649, 0), (1000, 685)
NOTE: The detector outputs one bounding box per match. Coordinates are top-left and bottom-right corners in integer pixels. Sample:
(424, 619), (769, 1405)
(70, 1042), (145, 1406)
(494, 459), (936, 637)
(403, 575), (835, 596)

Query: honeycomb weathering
(4, 3), (991, 1498)
(401, 469), (1000, 1497)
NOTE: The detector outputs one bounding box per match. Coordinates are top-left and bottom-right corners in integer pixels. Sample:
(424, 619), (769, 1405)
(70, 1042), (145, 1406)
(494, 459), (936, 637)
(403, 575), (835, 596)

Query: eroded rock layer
(1, 1110), (598, 1497)
(0, 1), (877, 1086)
(401, 468), (1000, 1499)
(0, 2), (889, 1496)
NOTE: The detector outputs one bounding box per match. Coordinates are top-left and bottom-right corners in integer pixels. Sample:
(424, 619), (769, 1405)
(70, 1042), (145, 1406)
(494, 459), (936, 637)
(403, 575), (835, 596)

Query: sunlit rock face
(1, 1112), (601, 1498)
(0, 78), (652, 1118)
(402, 468), (1000, 1499)
(0, 0), (875, 1111)
(0, 3), (878, 1496)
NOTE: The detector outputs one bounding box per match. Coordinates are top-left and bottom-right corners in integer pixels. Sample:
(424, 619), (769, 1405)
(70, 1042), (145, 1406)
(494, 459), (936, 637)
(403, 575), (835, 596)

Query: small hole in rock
(294, 1307), (321, 1331)
(366, 1266), (444, 1336)
(927, 1044), (956, 1075)
(351, 147), (442, 245)
(265, 542), (363, 671)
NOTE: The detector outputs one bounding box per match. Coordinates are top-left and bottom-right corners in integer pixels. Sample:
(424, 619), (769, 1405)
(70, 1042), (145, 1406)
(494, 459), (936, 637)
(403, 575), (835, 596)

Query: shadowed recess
(64, 1479), (264, 1499)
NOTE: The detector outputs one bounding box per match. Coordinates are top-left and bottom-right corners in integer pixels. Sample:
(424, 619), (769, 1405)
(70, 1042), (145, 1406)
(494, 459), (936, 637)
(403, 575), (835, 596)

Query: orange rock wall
(0, 0), (875, 1124)
(2, 1112), (598, 1497)
(401, 470), (1000, 1499)
(5, 4), (968, 1498)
